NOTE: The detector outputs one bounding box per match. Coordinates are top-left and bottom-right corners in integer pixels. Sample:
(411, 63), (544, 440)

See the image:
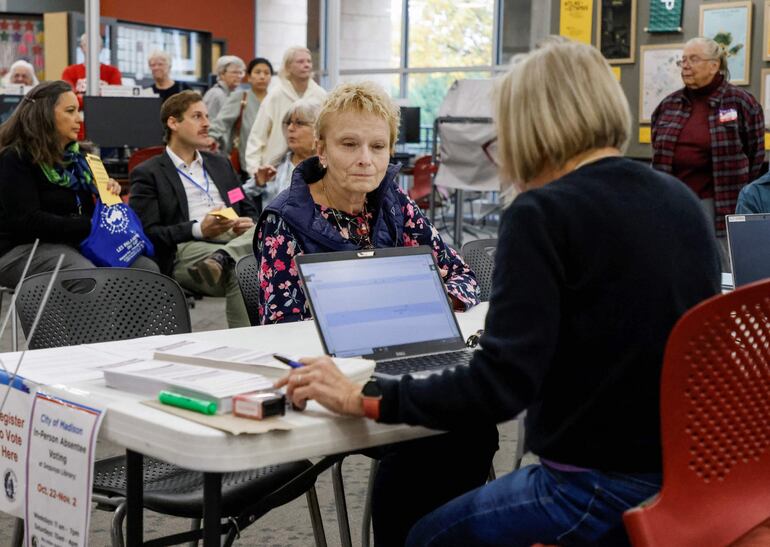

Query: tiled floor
(0, 218), (512, 545)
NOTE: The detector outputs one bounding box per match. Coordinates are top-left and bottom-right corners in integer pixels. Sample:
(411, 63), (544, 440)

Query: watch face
(362, 378), (382, 398)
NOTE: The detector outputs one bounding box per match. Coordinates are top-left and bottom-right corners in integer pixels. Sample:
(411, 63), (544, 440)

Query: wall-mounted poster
(597, 0), (637, 64)
(760, 69), (770, 128)
(648, 0), (684, 33)
(560, 0), (594, 45)
(699, 1), (752, 86)
(639, 44), (685, 124)
(764, 1), (770, 61)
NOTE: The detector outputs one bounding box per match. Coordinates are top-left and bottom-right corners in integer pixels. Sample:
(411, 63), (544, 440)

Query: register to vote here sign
(25, 391), (104, 547)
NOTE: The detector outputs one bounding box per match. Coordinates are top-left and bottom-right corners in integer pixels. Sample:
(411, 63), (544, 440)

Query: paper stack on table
(152, 340), (375, 382)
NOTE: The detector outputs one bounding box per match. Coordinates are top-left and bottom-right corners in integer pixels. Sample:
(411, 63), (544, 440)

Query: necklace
(322, 180), (374, 249)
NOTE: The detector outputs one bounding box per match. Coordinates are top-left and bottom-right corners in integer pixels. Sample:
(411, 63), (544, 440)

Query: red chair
(623, 279), (770, 546)
(408, 155), (438, 209)
(127, 145), (165, 174)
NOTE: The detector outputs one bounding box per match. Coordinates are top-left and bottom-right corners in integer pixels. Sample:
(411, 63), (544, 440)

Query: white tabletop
(45, 303), (489, 473)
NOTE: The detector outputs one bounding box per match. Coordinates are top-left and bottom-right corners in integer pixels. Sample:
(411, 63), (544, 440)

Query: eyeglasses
(675, 56), (716, 67)
(482, 137), (499, 167)
(225, 69), (245, 76)
(283, 119), (313, 128)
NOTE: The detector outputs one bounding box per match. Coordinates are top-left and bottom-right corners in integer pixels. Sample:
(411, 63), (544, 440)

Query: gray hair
(281, 98), (322, 142)
(5, 60), (38, 86)
(279, 46), (312, 79)
(215, 55), (245, 77)
(685, 37), (730, 79)
(148, 50), (172, 68)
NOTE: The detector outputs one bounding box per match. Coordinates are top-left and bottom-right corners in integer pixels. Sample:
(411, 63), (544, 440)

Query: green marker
(159, 391), (217, 415)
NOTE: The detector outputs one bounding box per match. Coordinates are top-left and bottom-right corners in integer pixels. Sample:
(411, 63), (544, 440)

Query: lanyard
(176, 162), (212, 205)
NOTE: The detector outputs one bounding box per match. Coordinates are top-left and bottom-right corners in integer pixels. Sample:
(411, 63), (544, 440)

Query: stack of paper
(102, 360), (273, 414)
(152, 340), (375, 382)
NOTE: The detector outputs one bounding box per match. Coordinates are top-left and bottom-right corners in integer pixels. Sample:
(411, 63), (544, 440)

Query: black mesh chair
(235, 254), (261, 326)
(15, 267), (328, 547)
(460, 238), (497, 302)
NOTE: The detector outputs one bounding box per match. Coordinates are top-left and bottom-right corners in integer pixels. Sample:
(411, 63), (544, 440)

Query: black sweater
(378, 157), (721, 473)
(0, 148), (94, 257)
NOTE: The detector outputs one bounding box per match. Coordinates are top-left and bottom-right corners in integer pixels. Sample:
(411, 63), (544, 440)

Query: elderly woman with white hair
(652, 37), (764, 267)
(3, 60), (38, 88)
(147, 50), (190, 102)
(275, 38), (722, 546)
(202, 55), (245, 120)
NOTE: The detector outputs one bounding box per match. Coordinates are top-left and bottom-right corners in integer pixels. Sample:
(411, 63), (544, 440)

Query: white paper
(0, 346), (133, 386)
(0, 375), (35, 518)
(25, 391), (104, 547)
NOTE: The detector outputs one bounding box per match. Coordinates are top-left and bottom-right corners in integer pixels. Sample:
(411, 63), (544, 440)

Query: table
(64, 303), (489, 546)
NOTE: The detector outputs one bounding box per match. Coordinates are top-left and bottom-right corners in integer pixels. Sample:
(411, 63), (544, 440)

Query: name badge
(227, 187), (245, 204)
(719, 108), (738, 123)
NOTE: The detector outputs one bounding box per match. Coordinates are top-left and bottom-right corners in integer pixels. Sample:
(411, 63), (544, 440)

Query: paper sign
(560, 0), (594, 44)
(0, 372), (34, 518)
(227, 187), (245, 204)
(209, 207), (238, 220)
(85, 154), (122, 206)
(611, 66), (621, 82)
(639, 126), (652, 144)
(765, 133), (770, 150)
(25, 392), (104, 547)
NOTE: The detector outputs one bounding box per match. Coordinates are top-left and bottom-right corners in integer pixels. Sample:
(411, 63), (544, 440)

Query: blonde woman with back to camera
(274, 39), (722, 546)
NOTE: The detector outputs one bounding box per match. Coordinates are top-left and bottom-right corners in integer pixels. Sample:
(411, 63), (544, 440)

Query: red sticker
(227, 187), (245, 204)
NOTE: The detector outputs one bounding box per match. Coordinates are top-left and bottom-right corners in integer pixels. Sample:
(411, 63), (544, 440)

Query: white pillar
(85, 0), (101, 96)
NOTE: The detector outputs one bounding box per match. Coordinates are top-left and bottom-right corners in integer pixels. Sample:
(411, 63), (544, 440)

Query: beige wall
(257, 0), (309, 71)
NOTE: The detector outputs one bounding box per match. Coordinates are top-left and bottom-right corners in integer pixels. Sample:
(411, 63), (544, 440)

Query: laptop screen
(297, 248), (465, 359)
(727, 214), (770, 287)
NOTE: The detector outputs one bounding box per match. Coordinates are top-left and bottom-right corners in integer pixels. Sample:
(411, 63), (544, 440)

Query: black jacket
(0, 148), (94, 257)
(129, 150), (258, 275)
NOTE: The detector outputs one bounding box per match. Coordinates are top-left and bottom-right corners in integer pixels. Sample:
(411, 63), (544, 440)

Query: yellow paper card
(559, 0), (593, 44)
(85, 154), (122, 206)
(639, 126), (652, 144)
(209, 207), (238, 220)
(611, 66), (621, 82)
(765, 133), (770, 150)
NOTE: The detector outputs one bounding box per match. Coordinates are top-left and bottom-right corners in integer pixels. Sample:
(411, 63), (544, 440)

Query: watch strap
(362, 395), (381, 421)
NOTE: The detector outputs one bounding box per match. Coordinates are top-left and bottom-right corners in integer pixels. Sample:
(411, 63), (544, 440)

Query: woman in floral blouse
(253, 82), (480, 325)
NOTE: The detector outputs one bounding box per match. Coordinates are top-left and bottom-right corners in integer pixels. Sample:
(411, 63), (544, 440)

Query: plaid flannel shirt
(651, 78), (765, 236)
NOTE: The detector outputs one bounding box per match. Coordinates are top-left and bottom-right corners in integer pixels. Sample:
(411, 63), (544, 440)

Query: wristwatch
(361, 377), (383, 421)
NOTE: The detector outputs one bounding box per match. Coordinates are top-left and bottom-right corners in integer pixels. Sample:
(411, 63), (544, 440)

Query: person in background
(736, 171), (770, 214)
(147, 50), (190, 102)
(209, 57), (274, 176)
(253, 98), (320, 207)
(202, 55), (245, 121)
(3, 60), (38, 88)
(652, 36), (764, 267)
(244, 46), (326, 174)
(61, 33), (122, 93)
(276, 39), (721, 546)
(130, 91), (258, 328)
(0, 81), (157, 286)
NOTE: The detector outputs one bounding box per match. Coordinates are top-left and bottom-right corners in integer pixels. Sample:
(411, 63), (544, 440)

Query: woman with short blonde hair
(147, 49), (190, 102)
(274, 39), (721, 546)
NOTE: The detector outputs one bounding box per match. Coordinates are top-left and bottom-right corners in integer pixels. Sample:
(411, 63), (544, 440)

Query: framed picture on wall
(764, 1), (770, 61)
(760, 69), (770, 128)
(596, 0), (637, 64)
(699, 1), (752, 86)
(639, 44), (685, 124)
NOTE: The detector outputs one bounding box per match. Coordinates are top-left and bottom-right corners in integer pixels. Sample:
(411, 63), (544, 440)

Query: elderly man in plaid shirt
(652, 37), (764, 267)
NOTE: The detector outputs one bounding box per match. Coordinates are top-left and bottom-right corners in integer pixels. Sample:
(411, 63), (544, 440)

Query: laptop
(726, 213), (770, 287)
(294, 246), (474, 378)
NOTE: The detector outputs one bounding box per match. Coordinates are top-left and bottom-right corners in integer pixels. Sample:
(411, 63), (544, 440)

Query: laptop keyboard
(375, 350), (473, 376)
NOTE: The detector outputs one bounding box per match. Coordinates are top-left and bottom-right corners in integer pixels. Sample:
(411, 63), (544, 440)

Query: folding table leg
(203, 472), (222, 547)
(126, 450), (144, 547)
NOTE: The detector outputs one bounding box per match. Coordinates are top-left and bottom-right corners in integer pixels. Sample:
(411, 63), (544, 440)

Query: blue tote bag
(80, 201), (154, 267)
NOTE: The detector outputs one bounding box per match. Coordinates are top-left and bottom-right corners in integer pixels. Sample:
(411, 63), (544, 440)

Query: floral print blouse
(255, 187), (480, 324)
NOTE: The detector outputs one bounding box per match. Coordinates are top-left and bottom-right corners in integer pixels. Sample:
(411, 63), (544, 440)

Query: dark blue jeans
(405, 464), (661, 547)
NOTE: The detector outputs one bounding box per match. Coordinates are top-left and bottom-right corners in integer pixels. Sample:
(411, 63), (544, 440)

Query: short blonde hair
(215, 55), (245, 77)
(280, 46), (312, 79)
(495, 38), (630, 185)
(148, 50), (172, 67)
(685, 37), (730, 79)
(316, 81), (400, 152)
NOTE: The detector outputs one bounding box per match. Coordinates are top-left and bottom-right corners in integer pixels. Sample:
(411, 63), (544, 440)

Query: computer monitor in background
(398, 106), (421, 144)
(0, 96), (22, 124)
(84, 96), (164, 148)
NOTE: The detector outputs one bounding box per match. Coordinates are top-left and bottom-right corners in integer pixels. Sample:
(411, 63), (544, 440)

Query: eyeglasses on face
(675, 56), (716, 67)
(283, 119), (313, 128)
(225, 69), (245, 76)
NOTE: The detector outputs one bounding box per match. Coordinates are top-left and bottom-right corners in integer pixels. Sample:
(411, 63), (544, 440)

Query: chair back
(460, 238), (497, 301)
(128, 146), (165, 174)
(408, 155), (437, 207)
(623, 279), (770, 547)
(235, 254), (260, 326)
(16, 268), (191, 349)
